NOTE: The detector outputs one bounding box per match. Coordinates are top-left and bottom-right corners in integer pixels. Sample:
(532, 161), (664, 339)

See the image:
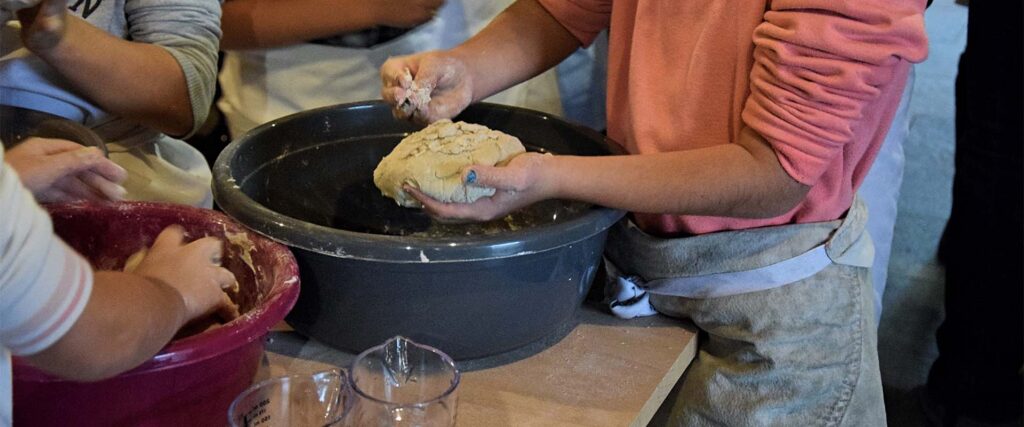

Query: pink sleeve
(741, 0), (929, 185)
(536, 0), (611, 47)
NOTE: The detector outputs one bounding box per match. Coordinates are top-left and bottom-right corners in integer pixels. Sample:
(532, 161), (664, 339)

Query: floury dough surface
(397, 68), (432, 116)
(374, 119), (526, 208)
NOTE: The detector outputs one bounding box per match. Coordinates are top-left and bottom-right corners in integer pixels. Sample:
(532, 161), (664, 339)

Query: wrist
(536, 154), (563, 200)
(446, 48), (479, 103)
(29, 13), (74, 60)
(141, 274), (190, 328)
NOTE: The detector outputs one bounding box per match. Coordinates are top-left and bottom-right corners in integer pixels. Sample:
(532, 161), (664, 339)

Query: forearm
(26, 271), (187, 381)
(36, 17), (193, 135)
(451, 0), (580, 103)
(221, 0), (378, 50)
(547, 128), (810, 218)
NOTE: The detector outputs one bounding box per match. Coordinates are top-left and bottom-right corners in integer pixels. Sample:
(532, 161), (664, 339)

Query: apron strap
(644, 244), (834, 299)
(604, 201), (875, 318)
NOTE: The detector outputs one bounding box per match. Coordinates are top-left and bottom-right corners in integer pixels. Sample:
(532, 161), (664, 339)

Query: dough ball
(373, 120), (526, 207)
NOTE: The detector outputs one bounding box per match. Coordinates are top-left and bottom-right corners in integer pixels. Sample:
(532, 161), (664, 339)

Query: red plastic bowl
(12, 202), (300, 427)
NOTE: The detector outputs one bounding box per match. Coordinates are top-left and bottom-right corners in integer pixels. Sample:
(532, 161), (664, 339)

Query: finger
(215, 291), (241, 321)
(89, 157), (128, 184)
(404, 184), (496, 222)
(14, 137), (82, 155)
(213, 267), (237, 292)
(151, 225), (186, 250)
(381, 56), (415, 89)
(381, 85), (406, 103)
(411, 57), (444, 92)
(461, 164), (524, 191)
(382, 86), (414, 119)
(57, 176), (106, 202)
(32, 147), (105, 185)
(428, 198), (501, 222)
(34, 188), (73, 204)
(402, 184), (434, 205)
(81, 170), (126, 201)
(189, 236), (225, 265)
(403, 185), (452, 216)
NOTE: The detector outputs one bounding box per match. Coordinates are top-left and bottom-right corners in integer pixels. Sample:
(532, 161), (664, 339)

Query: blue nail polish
(465, 170), (477, 184)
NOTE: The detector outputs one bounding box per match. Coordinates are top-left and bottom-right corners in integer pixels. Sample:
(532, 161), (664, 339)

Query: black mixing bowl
(213, 101), (624, 359)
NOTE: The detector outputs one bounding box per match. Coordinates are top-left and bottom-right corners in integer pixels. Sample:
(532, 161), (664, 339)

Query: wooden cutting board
(263, 305), (697, 427)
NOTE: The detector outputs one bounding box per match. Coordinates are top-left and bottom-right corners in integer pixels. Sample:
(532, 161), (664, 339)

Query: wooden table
(263, 304), (697, 427)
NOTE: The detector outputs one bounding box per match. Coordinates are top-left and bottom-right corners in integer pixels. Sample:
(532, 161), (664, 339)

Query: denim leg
(858, 68), (914, 324)
(650, 264), (885, 427)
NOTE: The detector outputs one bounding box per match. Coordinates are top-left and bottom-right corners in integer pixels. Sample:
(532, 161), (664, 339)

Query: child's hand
(16, 0), (67, 53)
(381, 50), (473, 124)
(373, 0), (444, 29)
(131, 226), (237, 322)
(403, 152), (557, 222)
(5, 137), (127, 203)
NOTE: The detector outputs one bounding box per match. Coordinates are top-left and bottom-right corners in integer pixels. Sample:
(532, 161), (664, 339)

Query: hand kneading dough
(397, 68), (432, 116)
(374, 119), (526, 207)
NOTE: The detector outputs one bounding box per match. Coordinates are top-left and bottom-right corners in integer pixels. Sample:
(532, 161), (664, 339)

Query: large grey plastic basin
(213, 101), (624, 360)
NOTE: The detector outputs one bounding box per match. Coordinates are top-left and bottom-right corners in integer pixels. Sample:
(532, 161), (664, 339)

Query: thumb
(151, 225), (186, 251)
(381, 56), (415, 89)
(462, 164), (525, 192)
(412, 55), (451, 92)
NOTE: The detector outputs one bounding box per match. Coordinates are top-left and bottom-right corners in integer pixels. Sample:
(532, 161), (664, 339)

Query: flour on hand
(397, 68), (433, 117)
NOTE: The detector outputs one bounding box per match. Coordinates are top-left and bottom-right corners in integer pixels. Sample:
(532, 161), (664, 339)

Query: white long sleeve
(0, 147), (93, 425)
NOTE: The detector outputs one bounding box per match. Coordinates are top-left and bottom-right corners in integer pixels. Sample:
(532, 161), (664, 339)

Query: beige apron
(604, 198), (873, 314)
(604, 198), (887, 426)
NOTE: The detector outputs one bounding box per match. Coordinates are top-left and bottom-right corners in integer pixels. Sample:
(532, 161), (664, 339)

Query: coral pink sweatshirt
(537, 0), (929, 235)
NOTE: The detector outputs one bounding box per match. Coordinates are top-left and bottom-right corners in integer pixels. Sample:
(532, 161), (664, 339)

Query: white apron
(218, 0), (567, 139)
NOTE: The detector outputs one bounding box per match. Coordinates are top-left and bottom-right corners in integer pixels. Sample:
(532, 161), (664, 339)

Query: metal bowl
(213, 101), (624, 360)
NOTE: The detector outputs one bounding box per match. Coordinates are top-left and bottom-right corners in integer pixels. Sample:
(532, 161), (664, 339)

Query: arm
(19, 0), (195, 135)
(20, 226), (236, 381)
(1, 147), (234, 381)
(221, 0), (442, 50)
(407, 0), (928, 220)
(25, 271), (190, 381)
(449, 0), (580, 104)
(411, 128), (808, 220)
(19, 0), (222, 137)
(380, 0), (581, 123)
(547, 129), (808, 218)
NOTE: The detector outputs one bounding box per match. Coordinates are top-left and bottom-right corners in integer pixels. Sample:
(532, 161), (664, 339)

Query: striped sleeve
(0, 149), (94, 356)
